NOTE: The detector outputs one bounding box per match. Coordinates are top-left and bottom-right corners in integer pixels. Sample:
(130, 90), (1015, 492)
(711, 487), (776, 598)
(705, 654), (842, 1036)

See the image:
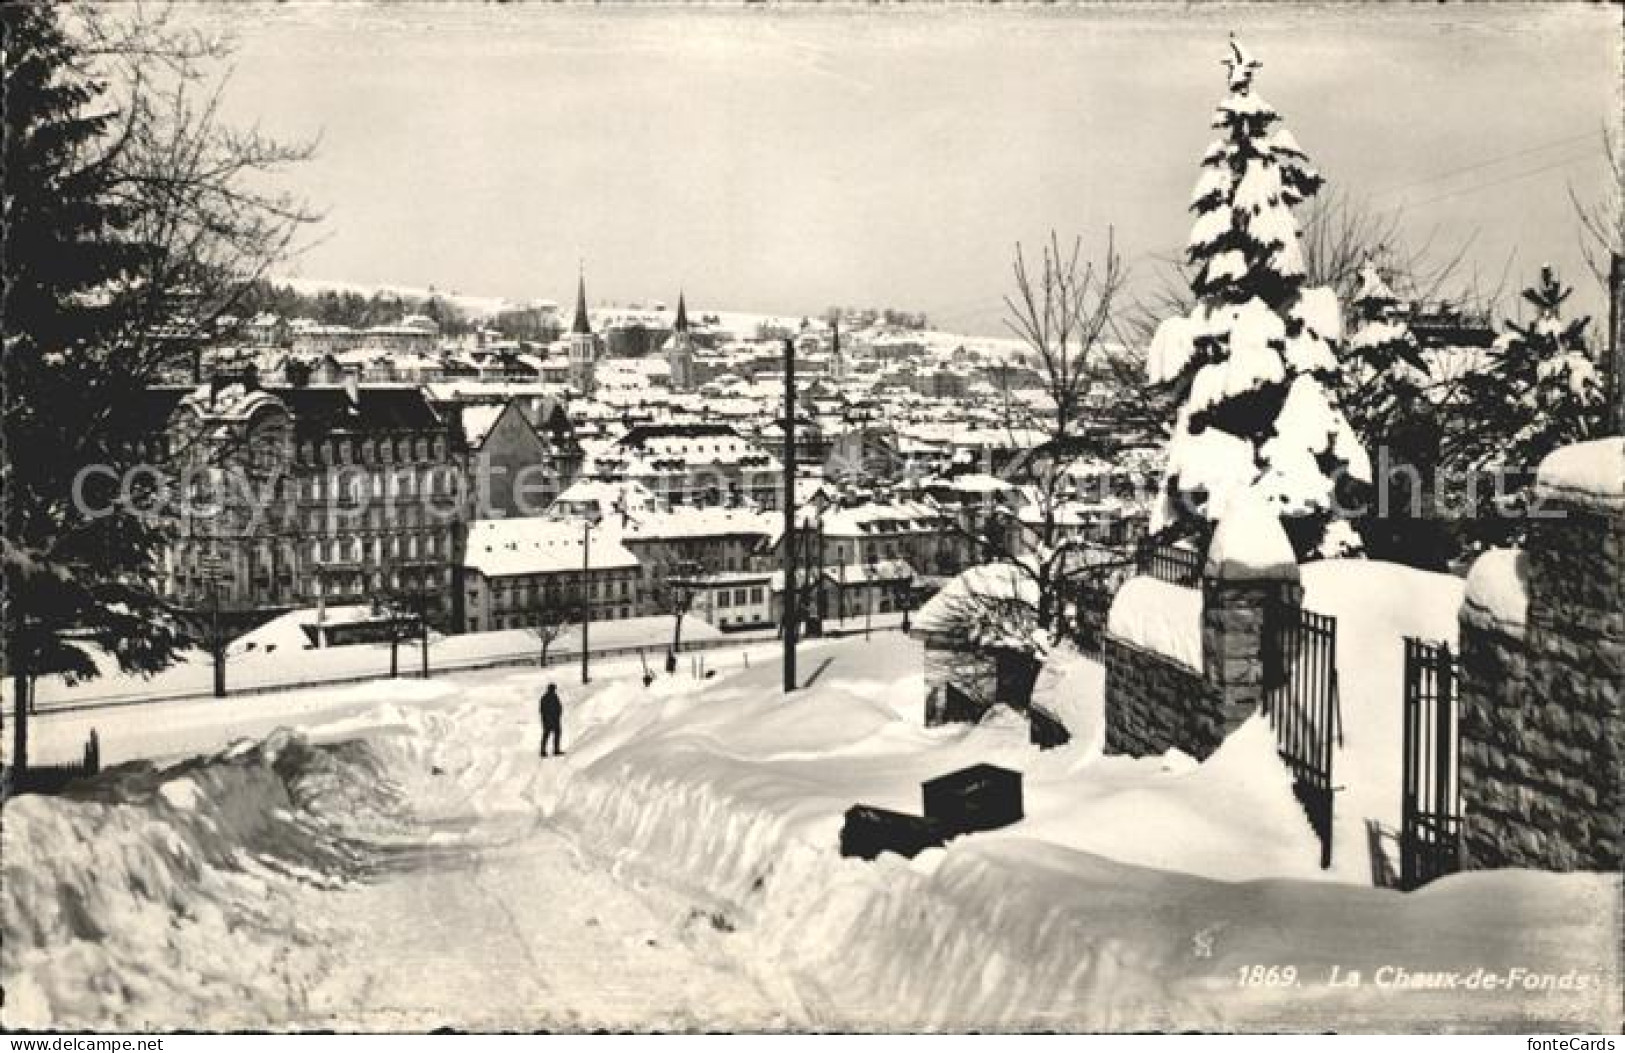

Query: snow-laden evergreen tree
(3, 3), (184, 770)
(1146, 37), (1370, 559)
(1343, 260), (1430, 444)
(1492, 265), (1604, 468)
(1451, 265), (1604, 552)
(1342, 261), (1457, 567)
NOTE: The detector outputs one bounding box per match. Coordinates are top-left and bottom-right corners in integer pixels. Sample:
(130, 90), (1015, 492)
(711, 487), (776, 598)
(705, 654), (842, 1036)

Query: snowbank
(2, 732), (400, 1030)
(12, 629), (1617, 1031)
(546, 634), (1615, 1029)
(1534, 437), (1625, 512)
(1463, 548), (1528, 633)
(1106, 576), (1203, 671)
(1029, 643), (1105, 757)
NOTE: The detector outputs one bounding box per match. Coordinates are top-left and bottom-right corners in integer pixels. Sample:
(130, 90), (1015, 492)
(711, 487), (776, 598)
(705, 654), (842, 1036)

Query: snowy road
(306, 819), (784, 1031)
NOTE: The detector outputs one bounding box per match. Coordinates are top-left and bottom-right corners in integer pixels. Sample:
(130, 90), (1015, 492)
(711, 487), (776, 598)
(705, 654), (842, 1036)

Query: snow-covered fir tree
(1146, 36), (1370, 559)
(1492, 265), (1604, 469)
(1343, 259), (1430, 444)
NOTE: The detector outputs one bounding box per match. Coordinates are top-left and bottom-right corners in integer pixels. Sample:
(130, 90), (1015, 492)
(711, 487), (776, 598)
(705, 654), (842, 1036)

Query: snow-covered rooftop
(463, 518), (640, 578)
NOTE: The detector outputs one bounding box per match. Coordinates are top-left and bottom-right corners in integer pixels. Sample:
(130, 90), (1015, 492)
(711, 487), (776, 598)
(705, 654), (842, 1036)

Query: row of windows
(485, 575), (636, 609)
(481, 606), (632, 632)
(307, 533), (446, 564)
(298, 435), (446, 465)
(714, 587), (765, 609)
(304, 469), (457, 501)
(299, 506), (453, 532)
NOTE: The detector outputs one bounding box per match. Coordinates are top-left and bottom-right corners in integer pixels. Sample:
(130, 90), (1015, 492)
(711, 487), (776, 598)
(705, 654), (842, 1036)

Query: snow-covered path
(306, 821), (783, 1031)
(294, 669), (789, 1031)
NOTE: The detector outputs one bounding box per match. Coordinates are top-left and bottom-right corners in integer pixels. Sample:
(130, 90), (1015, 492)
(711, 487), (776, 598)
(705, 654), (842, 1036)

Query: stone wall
(1102, 635), (1214, 758)
(1458, 603), (1536, 865)
(1102, 525), (1301, 762)
(1459, 468), (1624, 872)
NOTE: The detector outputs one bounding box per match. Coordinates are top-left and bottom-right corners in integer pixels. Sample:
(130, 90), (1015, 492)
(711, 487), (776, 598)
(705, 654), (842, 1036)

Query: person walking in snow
(538, 683), (564, 757)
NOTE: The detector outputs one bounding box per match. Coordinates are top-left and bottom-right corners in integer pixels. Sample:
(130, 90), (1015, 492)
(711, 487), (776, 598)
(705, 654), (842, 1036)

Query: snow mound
(1463, 548), (1528, 634)
(554, 640), (1616, 1029)
(1534, 437), (1625, 512)
(1029, 643), (1106, 759)
(2, 732), (405, 1030)
(1105, 576), (1202, 672)
(1205, 491), (1298, 581)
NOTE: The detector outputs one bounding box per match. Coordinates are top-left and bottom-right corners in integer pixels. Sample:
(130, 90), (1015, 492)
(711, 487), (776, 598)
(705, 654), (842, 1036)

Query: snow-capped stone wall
(1102, 634), (1210, 758)
(1460, 438), (1624, 872)
(1102, 537), (1300, 761)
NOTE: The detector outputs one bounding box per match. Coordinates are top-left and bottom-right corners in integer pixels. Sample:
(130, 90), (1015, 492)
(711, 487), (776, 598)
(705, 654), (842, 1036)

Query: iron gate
(1401, 637), (1463, 890)
(1265, 607), (1343, 869)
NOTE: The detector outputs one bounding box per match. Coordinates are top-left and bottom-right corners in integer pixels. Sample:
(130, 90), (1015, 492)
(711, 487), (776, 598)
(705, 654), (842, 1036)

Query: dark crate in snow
(922, 763), (1023, 836)
(840, 805), (946, 860)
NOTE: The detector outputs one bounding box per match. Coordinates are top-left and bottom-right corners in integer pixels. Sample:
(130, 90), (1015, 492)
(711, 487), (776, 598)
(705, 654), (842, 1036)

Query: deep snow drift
(547, 635), (1617, 1030)
(2, 731), (401, 1030)
(5, 632), (1618, 1031)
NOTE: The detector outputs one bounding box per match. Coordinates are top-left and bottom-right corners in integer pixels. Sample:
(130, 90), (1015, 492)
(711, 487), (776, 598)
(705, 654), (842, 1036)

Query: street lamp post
(200, 551), (227, 698)
(865, 553), (877, 640)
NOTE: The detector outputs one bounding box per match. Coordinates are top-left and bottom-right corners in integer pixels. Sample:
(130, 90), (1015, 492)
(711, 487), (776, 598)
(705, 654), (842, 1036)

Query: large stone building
(161, 374), (466, 632)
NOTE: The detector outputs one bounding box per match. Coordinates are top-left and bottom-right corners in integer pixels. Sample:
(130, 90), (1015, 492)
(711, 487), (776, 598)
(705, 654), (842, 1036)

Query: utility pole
(581, 518), (593, 685)
(782, 336), (798, 694)
(1610, 252), (1624, 435)
(201, 551), (227, 699)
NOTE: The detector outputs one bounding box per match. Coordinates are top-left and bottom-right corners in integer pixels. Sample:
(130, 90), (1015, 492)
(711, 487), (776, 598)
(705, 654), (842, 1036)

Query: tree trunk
(672, 610), (686, 655)
(11, 670), (29, 775)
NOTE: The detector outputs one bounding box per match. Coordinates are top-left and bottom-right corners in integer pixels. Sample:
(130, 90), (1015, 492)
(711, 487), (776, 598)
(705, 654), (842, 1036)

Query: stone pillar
(1516, 448), (1623, 870)
(1199, 494), (1304, 738)
(1201, 572), (1301, 738)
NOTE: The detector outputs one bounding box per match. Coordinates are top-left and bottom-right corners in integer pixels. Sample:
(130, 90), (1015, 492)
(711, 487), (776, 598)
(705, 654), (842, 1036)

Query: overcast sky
(188, 2), (1620, 334)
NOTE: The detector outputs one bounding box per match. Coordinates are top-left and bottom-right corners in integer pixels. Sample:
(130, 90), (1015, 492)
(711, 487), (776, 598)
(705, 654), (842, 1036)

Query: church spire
(673, 290), (689, 334)
(571, 268), (592, 335)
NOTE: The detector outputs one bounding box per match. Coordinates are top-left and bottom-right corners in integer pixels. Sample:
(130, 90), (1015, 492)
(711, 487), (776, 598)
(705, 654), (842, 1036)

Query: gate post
(1459, 439), (1625, 872)
(1201, 501), (1302, 737)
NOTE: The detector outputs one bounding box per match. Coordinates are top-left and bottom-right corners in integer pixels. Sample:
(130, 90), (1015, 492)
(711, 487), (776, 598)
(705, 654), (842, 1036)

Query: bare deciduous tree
(1569, 127), (1624, 289)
